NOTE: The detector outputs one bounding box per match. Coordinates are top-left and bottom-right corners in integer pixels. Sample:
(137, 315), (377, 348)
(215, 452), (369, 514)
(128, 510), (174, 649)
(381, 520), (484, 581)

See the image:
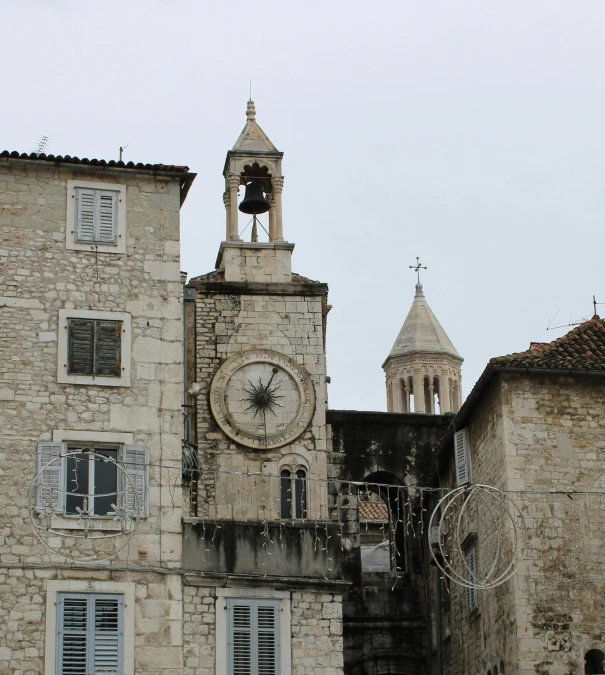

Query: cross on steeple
(409, 257), (427, 284)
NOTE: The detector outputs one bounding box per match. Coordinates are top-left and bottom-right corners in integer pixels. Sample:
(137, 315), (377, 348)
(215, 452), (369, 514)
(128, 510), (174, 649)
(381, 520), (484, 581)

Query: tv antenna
(33, 135), (50, 155)
(546, 295), (603, 331)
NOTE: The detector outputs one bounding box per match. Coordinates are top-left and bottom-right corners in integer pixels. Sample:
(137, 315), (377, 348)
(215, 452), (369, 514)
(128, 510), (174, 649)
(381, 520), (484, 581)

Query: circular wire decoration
(28, 449), (142, 563)
(428, 484), (526, 590)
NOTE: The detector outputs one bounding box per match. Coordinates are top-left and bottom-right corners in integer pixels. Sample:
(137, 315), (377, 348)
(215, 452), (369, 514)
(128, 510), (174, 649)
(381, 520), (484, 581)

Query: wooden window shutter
(36, 442), (66, 513)
(454, 428), (471, 487)
(92, 595), (123, 673)
(75, 188), (118, 244)
(68, 319), (95, 375)
(227, 599), (280, 675)
(57, 594), (123, 675)
(95, 320), (121, 377)
(58, 595), (89, 675)
(466, 547), (479, 612)
(121, 446), (150, 517)
(98, 191), (118, 243)
(75, 189), (96, 242)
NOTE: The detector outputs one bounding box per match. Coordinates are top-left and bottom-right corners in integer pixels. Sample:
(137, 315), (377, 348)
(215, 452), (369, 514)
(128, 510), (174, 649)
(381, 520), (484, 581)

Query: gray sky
(3, 1), (604, 411)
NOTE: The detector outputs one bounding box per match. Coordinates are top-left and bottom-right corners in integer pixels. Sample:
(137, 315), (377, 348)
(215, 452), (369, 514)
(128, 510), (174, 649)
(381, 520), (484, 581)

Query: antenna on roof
(119, 142), (129, 162)
(546, 295), (603, 330)
(33, 135), (50, 156)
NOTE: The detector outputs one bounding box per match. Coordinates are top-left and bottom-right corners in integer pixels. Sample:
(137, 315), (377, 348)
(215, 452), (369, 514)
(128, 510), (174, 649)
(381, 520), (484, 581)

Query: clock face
(210, 350), (315, 449)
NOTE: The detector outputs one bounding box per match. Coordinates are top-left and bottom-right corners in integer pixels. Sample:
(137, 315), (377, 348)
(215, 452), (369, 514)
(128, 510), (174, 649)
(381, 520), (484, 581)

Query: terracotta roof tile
(0, 150), (189, 174)
(359, 501), (389, 521)
(490, 316), (605, 372)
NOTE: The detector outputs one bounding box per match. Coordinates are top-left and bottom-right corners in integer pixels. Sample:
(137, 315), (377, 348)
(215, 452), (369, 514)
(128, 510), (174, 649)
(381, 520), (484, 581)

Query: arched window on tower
(585, 649), (605, 674)
(433, 376), (441, 414)
(280, 466), (307, 519)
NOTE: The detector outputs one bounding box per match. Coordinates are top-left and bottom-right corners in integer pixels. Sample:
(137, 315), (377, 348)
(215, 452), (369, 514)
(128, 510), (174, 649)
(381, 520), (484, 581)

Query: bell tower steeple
(217, 100), (293, 282)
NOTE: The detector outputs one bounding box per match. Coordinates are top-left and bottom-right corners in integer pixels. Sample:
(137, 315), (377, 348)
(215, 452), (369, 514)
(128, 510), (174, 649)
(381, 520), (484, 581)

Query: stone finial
(246, 99), (256, 121)
(415, 283), (424, 297)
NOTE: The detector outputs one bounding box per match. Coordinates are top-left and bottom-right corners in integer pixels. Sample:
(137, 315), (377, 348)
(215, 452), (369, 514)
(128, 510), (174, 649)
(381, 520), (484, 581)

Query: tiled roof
(189, 269), (321, 284)
(359, 501), (389, 521)
(0, 150), (190, 173)
(489, 316), (605, 372)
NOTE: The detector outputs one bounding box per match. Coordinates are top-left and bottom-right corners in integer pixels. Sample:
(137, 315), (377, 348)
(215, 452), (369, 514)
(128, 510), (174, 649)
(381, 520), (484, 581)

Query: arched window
(585, 649), (605, 674)
(280, 467), (307, 519)
(494, 666), (498, 675)
(500, 661), (504, 674)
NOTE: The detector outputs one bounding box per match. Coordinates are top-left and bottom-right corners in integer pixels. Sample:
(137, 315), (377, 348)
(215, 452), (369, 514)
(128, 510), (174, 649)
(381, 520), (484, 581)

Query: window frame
(45, 580), (135, 675)
(216, 588), (291, 675)
(465, 544), (479, 614)
(66, 180), (127, 254)
(279, 465), (307, 520)
(57, 309), (131, 387)
(67, 318), (122, 378)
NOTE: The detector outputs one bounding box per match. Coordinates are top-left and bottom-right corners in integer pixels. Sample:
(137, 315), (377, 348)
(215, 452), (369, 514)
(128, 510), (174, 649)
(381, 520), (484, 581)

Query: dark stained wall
(327, 409), (452, 675)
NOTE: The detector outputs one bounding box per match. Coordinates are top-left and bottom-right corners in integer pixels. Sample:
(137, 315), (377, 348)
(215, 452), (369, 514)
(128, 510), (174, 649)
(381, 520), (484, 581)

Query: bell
(238, 181), (271, 215)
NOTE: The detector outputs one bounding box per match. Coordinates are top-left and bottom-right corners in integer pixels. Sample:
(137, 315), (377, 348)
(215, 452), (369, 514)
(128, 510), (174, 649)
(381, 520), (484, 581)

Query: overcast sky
(3, 1), (604, 411)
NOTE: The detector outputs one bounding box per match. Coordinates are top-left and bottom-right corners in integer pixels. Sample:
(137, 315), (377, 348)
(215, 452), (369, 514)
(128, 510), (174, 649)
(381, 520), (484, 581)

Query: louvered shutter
(227, 599), (280, 675)
(36, 442), (66, 513)
(75, 189), (96, 242)
(98, 192), (118, 243)
(466, 547), (478, 612)
(58, 595), (89, 675)
(257, 602), (279, 675)
(68, 320), (95, 375)
(95, 321), (121, 376)
(92, 595), (123, 673)
(454, 428), (471, 486)
(57, 594), (123, 675)
(121, 446), (149, 517)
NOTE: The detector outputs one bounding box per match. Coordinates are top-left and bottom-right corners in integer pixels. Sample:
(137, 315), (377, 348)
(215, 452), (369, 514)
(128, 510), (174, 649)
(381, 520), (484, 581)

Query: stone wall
(0, 158), (185, 675)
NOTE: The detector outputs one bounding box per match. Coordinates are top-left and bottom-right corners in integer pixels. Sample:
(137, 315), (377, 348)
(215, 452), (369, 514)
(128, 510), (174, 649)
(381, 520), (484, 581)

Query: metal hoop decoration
(428, 484), (526, 590)
(28, 449), (142, 563)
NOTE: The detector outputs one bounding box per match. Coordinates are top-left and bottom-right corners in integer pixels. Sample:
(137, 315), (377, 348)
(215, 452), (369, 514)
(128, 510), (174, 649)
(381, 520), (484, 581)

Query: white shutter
(121, 446), (149, 517)
(98, 191), (118, 243)
(466, 547), (478, 612)
(227, 599), (280, 675)
(36, 442), (66, 513)
(57, 594), (123, 675)
(454, 428), (471, 486)
(75, 189), (96, 242)
(58, 595), (89, 675)
(92, 595), (123, 673)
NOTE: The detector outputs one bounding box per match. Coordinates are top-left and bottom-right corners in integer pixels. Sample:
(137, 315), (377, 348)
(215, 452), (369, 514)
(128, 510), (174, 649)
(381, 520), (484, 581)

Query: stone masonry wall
(182, 585), (343, 675)
(0, 158), (185, 674)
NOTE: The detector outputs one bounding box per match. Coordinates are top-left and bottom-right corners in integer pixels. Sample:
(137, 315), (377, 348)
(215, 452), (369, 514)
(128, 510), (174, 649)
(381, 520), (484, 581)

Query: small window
(66, 180), (126, 254)
(227, 598), (280, 675)
(36, 442), (149, 519)
(466, 545), (479, 613)
(57, 593), (124, 675)
(68, 318), (121, 377)
(585, 649), (605, 674)
(75, 187), (118, 245)
(359, 493), (391, 573)
(280, 467), (307, 519)
(454, 428), (471, 486)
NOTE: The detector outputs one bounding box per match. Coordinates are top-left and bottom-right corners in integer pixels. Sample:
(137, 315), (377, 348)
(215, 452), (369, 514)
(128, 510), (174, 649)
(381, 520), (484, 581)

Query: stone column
(401, 379), (409, 412)
(268, 192), (276, 242)
(413, 371), (426, 413)
(228, 175), (241, 241)
(272, 176), (284, 241)
(223, 191), (230, 241)
(391, 378), (403, 413)
(440, 372), (451, 413)
(428, 380), (435, 414)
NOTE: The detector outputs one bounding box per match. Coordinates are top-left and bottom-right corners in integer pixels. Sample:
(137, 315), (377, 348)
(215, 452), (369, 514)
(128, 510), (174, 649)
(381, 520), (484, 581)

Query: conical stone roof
(232, 100), (280, 154)
(386, 283), (461, 362)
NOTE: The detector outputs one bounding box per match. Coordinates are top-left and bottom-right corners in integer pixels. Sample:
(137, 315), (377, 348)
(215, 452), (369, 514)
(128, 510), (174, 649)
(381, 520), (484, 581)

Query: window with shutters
(35, 441), (149, 523)
(57, 310), (131, 386)
(66, 180), (127, 254)
(465, 545), (479, 613)
(454, 428), (472, 487)
(56, 593), (124, 675)
(227, 598), (280, 675)
(68, 319), (121, 377)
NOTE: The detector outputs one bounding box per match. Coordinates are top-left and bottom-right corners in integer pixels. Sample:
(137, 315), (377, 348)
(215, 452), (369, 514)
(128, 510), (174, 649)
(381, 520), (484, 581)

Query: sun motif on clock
(209, 350), (315, 449)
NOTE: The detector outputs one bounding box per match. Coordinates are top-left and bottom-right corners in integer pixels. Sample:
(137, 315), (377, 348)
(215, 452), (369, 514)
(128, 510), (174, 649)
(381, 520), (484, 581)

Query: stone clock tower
(182, 102), (343, 675)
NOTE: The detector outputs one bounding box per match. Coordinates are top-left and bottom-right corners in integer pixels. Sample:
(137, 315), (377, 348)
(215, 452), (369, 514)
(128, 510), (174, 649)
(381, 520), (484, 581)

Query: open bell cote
(222, 100), (285, 243)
